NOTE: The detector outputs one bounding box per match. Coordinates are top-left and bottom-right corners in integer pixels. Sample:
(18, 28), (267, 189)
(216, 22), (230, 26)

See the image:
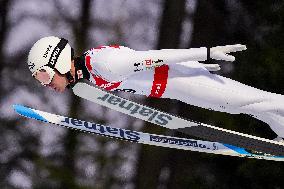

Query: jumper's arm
(100, 47), (207, 80)
(95, 45), (246, 81)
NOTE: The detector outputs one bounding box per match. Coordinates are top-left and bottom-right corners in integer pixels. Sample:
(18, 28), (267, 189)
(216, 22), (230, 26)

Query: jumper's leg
(163, 62), (284, 137)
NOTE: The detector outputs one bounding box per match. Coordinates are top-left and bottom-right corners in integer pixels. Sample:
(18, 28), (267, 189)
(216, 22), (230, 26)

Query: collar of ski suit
(67, 56), (90, 89)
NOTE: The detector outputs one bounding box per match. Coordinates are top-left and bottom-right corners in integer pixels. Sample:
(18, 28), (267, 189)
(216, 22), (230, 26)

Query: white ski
(13, 104), (284, 161)
(72, 82), (284, 156)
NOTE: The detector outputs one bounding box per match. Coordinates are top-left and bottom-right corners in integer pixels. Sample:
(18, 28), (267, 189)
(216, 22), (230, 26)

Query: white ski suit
(82, 45), (284, 138)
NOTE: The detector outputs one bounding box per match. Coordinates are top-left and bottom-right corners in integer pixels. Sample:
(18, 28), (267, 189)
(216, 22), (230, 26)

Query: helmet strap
(66, 56), (90, 89)
(66, 71), (75, 89)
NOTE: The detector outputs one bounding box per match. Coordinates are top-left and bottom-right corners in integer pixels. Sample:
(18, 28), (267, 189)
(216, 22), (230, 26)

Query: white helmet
(28, 36), (72, 75)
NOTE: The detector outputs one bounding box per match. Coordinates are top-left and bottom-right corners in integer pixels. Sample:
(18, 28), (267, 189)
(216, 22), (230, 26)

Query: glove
(202, 63), (221, 71)
(210, 44), (247, 62)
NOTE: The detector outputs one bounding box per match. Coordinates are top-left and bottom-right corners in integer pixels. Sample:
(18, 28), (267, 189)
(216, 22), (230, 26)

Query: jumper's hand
(203, 64), (221, 71)
(210, 44), (247, 62)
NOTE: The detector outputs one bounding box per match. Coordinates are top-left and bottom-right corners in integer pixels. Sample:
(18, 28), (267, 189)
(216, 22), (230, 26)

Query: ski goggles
(32, 66), (56, 85)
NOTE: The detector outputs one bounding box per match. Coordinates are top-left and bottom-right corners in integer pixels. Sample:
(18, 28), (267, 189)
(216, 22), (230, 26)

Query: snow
(9, 170), (32, 189)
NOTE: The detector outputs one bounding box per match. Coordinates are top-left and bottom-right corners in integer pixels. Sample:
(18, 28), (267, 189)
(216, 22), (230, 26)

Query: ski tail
(178, 126), (284, 156)
(13, 104), (284, 161)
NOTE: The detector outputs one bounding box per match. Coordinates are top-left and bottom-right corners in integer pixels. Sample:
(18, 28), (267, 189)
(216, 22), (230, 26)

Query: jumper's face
(34, 68), (69, 92)
(48, 70), (69, 92)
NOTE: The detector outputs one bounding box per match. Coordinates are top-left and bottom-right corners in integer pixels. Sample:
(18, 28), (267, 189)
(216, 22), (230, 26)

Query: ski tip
(13, 104), (47, 122)
(13, 104), (26, 114)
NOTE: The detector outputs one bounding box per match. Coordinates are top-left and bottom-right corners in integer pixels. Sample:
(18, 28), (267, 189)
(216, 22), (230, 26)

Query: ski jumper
(78, 45), (284, 138)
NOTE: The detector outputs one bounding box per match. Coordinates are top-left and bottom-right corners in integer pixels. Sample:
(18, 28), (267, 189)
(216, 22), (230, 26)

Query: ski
(13, 104), (284, 161)
(72, 82), (284, 156)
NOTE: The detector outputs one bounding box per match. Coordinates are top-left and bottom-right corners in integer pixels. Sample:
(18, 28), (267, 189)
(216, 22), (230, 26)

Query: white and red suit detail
(82, 45), (284, 138)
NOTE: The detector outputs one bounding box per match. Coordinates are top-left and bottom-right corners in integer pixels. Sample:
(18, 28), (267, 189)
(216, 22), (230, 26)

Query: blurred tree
(133, 0), (186, 189)
(135, 1), (284, 188)
(0, 1), (42, 189)
(34, 1), (93, 188)
(163, 1), (232, 188)
(61, 0), (92, 188)
(165, 0), (284, 188)
(0, 0), (11, 74)
(2, 0), (284, 188)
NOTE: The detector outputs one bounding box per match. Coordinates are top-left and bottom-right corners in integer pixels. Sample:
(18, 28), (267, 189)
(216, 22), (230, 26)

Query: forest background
(1, 0), (284, 188)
